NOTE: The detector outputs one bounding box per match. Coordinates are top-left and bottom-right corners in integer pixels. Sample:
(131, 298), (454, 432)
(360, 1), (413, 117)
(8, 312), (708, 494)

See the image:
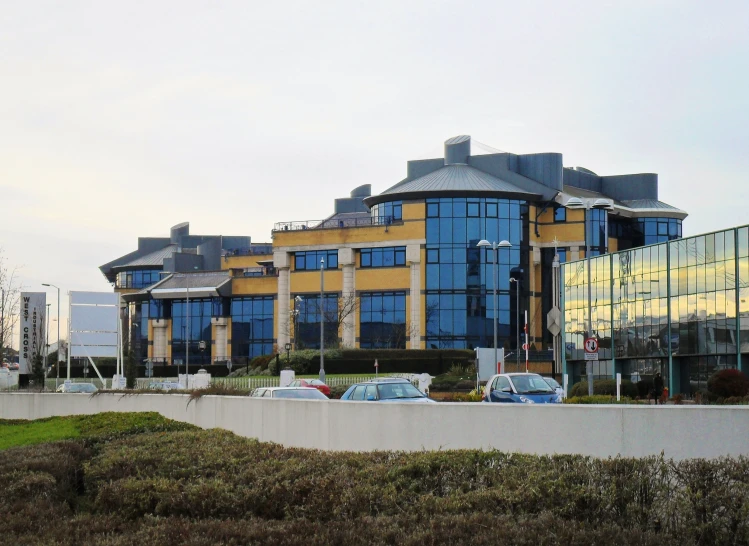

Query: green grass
(0, 412), (196, 451)
(0, 418), (80, 450)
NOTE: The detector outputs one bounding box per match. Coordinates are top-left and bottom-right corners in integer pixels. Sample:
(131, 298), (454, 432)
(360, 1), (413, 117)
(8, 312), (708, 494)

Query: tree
(324, 291), (358, 348)
(30, 348), (46, 391)
(125, 349), (137, 389)
(0, 249), (22, 363)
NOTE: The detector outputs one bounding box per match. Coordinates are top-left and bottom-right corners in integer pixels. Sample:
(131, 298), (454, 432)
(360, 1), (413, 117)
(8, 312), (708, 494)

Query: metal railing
(273, 217), (402, 232)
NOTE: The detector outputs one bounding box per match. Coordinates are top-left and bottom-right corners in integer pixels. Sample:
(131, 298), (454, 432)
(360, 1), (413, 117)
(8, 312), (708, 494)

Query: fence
(35, 374), (417, 393)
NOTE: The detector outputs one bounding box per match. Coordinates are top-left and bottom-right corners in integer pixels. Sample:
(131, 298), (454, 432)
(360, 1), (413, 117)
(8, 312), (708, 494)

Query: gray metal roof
(622, 199), (685, 212)
(562, 185), (687, 220)
(116, 244), (178, 269)
(154, 271), (230, 291)
(374, 164), (540, 202)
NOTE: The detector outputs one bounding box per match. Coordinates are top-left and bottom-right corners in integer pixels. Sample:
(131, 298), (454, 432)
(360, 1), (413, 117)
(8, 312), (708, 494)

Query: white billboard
(69, 291), (119, 358)
(19, 292), (46, 374)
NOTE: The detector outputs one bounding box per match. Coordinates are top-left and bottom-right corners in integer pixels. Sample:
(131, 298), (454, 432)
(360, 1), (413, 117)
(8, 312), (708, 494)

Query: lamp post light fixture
(41, 283), (60, 389)
(319, 257), (325, 383)
(476, 239), (512, 373)
(564, 197), (614, 396)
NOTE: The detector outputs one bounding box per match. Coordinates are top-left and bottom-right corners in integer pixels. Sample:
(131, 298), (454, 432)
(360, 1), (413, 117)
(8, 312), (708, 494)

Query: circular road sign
(584, 338), (599, 353)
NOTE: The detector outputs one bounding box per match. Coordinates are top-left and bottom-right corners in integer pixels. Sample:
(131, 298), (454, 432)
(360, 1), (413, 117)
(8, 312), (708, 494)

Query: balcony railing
(273, 216), (402, 232)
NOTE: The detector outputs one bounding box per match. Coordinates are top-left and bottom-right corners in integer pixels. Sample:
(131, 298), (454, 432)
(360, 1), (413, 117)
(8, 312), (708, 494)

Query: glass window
(359, 292), (407, 348)
(554, 207), (566, 222)
(291, 294), (338, 349)
(294, 250), (338, 270)
(231, 296), (275, 360)
(359, 247), (407, 268)
(370, 201), (403, 224)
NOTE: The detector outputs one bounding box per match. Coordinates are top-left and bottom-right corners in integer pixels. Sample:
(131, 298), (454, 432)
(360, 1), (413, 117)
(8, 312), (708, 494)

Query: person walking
(653, 372), (664, 405)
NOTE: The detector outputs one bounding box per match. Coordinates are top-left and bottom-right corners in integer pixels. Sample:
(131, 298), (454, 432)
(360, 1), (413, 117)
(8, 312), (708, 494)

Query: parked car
(288, 379), (331, 396)
(483, 373), (561, 404)
(340, 380), (436, 403)
(148, 381), (185, 391)
(56, 382), (98, 394)
(250, 387), (329, 400)
(542, 376), (565, 399)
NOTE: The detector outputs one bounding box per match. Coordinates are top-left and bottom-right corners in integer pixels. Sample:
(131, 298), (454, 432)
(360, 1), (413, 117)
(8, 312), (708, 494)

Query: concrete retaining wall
(1, 393), (748, 460)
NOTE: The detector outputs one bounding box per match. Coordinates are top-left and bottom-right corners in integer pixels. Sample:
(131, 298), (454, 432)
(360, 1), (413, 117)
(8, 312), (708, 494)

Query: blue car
(483, 373), (561, 404)
(340, 380), (436, 403)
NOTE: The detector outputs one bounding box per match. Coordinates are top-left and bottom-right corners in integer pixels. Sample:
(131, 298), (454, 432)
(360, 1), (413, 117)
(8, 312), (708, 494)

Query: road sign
(522, 343), (529, 350)
(584, 337), (599, 361)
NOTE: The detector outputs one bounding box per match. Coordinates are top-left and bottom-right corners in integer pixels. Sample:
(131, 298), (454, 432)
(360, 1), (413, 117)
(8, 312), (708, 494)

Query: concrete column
(407, 244), (421, 349)
(275, 249), (292, 349)
(212, 317), (228, 361)
(152, 319), (168, 360)
(339, 248), (356, 348)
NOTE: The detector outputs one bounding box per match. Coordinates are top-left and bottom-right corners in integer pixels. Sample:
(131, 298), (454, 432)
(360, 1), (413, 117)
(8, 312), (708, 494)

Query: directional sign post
(584, 337), (599, 361)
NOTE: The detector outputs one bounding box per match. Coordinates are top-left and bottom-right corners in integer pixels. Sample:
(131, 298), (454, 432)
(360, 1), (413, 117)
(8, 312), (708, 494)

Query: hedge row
(3, 414), (749, 544)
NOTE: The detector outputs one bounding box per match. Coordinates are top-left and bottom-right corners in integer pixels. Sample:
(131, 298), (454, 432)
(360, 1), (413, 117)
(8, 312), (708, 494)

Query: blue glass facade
(370, 201), (402, 224)
(116, 269), (162, 289)
(360, 246), (406, 268)
(585, 209), (608, 257)
(609, 217), (682, 250)
(231, 297), (275, 359)
(293, 294), (338, 348)
(359, 292), (407, 348)
(294, 250), (338, 270)
(424, 197), (525, 349)
(171, 298), (214, 365)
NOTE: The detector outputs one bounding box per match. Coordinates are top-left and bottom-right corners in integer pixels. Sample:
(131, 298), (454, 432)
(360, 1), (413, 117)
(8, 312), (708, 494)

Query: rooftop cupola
(444, 135), (471, 165)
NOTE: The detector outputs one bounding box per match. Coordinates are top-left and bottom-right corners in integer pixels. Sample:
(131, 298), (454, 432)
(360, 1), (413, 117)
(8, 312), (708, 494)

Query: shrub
(569, 379), (638, 398)
(564, 395), (635, 404)
(707, 368), (749, 398)
(328, 384), (351, 400)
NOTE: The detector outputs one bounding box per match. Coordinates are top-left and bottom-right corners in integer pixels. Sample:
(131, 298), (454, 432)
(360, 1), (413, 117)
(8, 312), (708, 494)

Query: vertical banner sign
(19, 292), (46, 374)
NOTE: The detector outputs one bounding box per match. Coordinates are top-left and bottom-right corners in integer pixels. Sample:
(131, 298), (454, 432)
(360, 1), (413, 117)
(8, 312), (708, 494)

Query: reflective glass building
(102, 135), (687, 373)
(563, 225), (747, 395)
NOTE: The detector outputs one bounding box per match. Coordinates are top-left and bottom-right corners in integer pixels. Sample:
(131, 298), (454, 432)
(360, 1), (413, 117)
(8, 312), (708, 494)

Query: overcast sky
(2, 0), (748, 345)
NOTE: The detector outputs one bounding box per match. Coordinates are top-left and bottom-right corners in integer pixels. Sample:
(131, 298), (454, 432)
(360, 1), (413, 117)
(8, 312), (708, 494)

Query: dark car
(340, 380), (436, 403)
(483, 373), (561, 404)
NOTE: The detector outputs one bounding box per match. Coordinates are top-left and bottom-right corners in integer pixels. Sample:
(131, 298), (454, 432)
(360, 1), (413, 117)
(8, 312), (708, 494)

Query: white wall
(2, 393), (748, 461)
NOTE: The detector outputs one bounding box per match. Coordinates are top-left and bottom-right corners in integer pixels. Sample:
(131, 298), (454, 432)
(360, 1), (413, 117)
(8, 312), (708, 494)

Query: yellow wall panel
(290, 270), (343, 293)
(272, 221), (425, 248)
(356, 268), (410, 291)
(222, 255), (272, 270)
(402, 201), (425, 221)
(232, 277), (278, 296)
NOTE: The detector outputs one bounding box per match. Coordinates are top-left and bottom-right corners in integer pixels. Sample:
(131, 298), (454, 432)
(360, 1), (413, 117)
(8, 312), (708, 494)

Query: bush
(707, 368), (749, 398)
(328, 384), (351, 399)
(564, 395), (635, 404)
(569, 379), (638, 398)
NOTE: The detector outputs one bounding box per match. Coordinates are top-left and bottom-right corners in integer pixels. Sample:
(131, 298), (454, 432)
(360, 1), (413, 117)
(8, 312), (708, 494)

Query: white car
(56, 382), (98, 393)
(542, 376), (565, 399)
(250, 387), (329, 400)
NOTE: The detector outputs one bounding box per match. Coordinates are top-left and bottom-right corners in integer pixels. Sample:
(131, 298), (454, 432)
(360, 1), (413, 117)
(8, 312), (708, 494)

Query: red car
(289, 379), (330, 396)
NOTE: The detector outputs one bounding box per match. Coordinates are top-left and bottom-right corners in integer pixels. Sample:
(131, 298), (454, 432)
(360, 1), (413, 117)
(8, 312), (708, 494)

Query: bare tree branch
(0, 249), (23, 360)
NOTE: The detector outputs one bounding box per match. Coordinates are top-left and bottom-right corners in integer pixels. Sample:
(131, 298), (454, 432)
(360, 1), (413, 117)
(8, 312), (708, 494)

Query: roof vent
(445, 135), (470, 165)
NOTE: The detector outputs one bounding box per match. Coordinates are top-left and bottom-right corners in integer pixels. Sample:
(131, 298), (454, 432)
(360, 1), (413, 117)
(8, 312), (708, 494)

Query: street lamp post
(45, 303), (51, 371)
(319, 257), (325, 383)
(509, 278), (521, 372)
(41, 283), (60, 389)
(477, 239), (512, 372)
(565, 197), (613, 396)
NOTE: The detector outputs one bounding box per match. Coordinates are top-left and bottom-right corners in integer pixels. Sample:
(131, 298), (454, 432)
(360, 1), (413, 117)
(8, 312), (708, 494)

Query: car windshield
(273, 389), (328, 400)
(68, 384), (97, 393)
(377, 383), (425, 400)
(543, 377), (561, 389)
(510, 375), (553, 394)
